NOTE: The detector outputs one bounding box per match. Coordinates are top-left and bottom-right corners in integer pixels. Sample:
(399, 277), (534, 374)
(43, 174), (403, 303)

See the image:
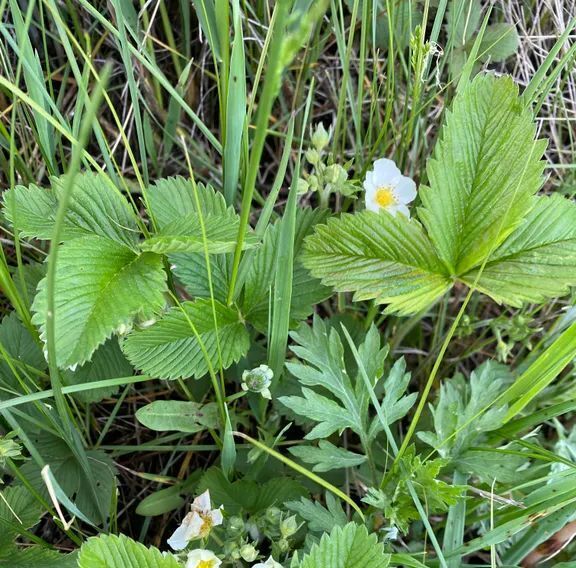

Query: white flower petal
(365, 193), (380, 213)
(193, 490), (211, 513)
(168, 512), (203, 550)
(394, 176), (417, 204)
(394, 203), (411, 218)
(373, 158), (400, 181)
(252, 557), (283, 568)
(210, 507), (224, 526)
(363, 171), (377, 193)
(186, 549), (222, 568)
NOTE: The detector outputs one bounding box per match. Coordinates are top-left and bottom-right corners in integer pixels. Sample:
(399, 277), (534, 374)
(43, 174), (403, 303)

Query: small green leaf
(300, 522), (390, 568)
(286, 493), (348, 533)
(288, 440), (367, 472)
(479, 23), (519, 62)
(122, 299), (249, 380)
(32, 235), (167, 368)
(136, 400), (219, 433)
(78, 534), (180, 568)
(302, 211), (451, 315)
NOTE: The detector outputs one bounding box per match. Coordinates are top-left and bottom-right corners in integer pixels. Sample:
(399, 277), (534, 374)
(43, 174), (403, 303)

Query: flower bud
(240, 542), (259, 562)
(280, 515), (298, 538)
(311, 123), (331, 151)
(241, 365), (273, 399)
(305, 148), (320, 165)
(226, 515), (245, 537)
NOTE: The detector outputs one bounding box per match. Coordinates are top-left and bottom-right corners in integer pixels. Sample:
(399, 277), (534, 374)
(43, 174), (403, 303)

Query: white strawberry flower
(167, 490), (223, 551)
(252, 556), (283, 568)
(185, 548), (222, 568)
(364, 158), (417, 217)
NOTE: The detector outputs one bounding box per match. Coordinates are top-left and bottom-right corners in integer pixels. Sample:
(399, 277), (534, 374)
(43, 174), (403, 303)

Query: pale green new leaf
(136, 401), (219, 432)
(302, 211), (451, 315)
(122, 299), (249, 379)
(32, 235), (167, 368)
(3, 173), (140, 247)
(419, 74), (547, 274)
(78, 534), (180, 568)
(289, 440), (367, 472)
(461, 195), (576, 306)
(300, 523), (390, 568)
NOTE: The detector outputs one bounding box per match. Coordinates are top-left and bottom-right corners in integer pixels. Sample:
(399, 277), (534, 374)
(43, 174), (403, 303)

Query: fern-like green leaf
(122, 299), (249, 379)
(2, 173), (140, 247)
(32, 235), (167, 368)
(461, 195), (576, 305)
(302, 211), (451, 315)
(419, 74), (547, 274)
(300, 522), (390, 568)
(77, 534), (180, 568)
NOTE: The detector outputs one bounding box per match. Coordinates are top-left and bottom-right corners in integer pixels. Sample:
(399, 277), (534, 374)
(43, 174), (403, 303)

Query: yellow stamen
(375, 186), (396, 208)
(198, 561), (216, 568)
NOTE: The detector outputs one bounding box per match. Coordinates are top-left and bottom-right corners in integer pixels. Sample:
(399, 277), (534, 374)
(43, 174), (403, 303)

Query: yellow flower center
(375, 186), (396, 207)
(198, 561), (216, 568)
(199, 514), (213, 538)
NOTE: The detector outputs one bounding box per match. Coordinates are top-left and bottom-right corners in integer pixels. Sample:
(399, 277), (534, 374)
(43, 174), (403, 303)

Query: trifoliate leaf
(461, 195), (576, 306)
(77, 534), (180, 568)
(299, 522), (390, 568)
(419, 74), (546, 275)
(146, 177), (228, 229)
(288, 440), (367, 472)
(286, 494), (348, 533)
(2, 173), (140, 247)
(136, 401), (219, 433)
(302, 211), (451, 315)
(122, 299), (249, 380)
(32, 235), (167, 368)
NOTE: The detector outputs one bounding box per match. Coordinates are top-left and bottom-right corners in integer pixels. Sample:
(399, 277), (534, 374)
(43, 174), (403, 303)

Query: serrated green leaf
(417, 361), (511, 461)
(78, 534), (180, 568)
(461, 195), (576, 306)
(140, 213), (258, 254)
(172, 252), (232, 302)
(286, 493), (348, 533)
(136, 400), (219, 432)
(196, 467), (307, 515)
(0, 546), (77, 567)
(32, 235), (167, 368)
(419, 74), (547, 274)
(146, 177), (228, 229)
(2, 173), (140, 247)
(300, 522), (390, 568)
(62, 339), (133, 403)
(122, 299), (249, 379)
(302, 211), (451, 315)
(0, 312), (45, 371)
(288, 440), (367, 472)
(0, 486), (42, 547)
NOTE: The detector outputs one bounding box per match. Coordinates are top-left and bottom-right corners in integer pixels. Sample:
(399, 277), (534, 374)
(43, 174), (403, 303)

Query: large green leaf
(419, 74), (546, 274)
(136, 401), (219, 432)
(32, 235), (167, 368)
(302, 211), (451, 315)
(300, 523), (390, 568)
(77, 534), (180, 568)
(461, 195), (576, 305)
(122, 299), (249, 379)
(0, 547), (77, 567)
(2, 173), (140, 247)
